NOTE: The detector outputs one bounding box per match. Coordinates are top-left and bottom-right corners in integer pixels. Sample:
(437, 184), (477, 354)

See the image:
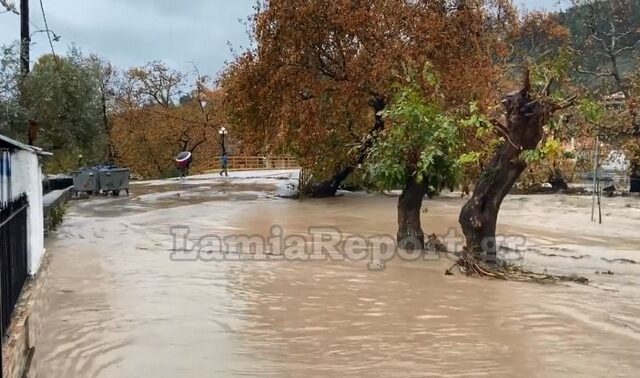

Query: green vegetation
(0, 45), (110, 172)
(365, 84), (466, 195)
(49, 204), (67, 231)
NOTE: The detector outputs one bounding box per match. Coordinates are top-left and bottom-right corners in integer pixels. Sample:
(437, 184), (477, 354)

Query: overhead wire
(39, 0), (57, 58)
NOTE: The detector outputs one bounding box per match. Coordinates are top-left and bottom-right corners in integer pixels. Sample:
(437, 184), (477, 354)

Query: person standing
(175, 151), (192, 179)
(220, 152), (229, 177)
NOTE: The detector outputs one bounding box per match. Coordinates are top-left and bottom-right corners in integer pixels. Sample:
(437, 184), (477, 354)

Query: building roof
(0, 133), (53, 156)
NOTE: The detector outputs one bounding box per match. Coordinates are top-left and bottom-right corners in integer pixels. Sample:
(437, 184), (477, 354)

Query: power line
(1, 1), (60, 45)
(38, 0), (56, 58)
(2, 5), (53, 40)
(29, 18), (61, 44)
(29, 19), (43, 30)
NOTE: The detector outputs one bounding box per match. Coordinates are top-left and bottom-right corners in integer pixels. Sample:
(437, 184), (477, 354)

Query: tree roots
(446, 249), (589, 284)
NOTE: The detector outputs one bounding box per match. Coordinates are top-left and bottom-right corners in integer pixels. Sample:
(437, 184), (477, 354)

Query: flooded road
(30, 175), (640, 377)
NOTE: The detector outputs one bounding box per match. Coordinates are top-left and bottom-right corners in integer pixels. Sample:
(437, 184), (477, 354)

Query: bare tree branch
(489, 118), (522, 151)
(576, 68), (616, 78)
(590, 34), (612, 53)
(614, 29), (635, 41)
(550, 95), (577, 112)
(613, 40), (640, 56)
(542, 78), (554, 97)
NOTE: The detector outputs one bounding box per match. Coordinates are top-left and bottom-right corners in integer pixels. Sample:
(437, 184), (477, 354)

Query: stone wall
(1, 253), (52, 378)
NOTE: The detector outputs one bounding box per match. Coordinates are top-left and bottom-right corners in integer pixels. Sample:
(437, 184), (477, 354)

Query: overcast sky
(0, 0), (564, 78)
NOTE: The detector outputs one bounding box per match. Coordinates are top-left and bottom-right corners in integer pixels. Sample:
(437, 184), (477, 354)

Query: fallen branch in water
(446, 249), (589, 284)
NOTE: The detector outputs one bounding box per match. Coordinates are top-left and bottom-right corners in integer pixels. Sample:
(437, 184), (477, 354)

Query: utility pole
(20, 0), (30, 77)
(20, 0), (37, 145)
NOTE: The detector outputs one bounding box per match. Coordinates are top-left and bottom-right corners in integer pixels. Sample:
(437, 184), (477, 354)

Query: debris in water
(602, 258), (637, 265)
(535, 252), (589, 260)
(425, 234), (447, 252)
(448, 249), (590, 284)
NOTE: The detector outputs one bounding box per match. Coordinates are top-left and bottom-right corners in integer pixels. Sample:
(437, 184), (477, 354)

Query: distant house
(0, 133), (50, 275)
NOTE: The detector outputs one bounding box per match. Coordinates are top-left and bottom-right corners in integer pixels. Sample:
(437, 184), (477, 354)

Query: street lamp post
(219, 127), (228, 155)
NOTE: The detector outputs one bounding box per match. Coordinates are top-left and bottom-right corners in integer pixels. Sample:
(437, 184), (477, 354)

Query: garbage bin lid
(176, 151), (192, 162)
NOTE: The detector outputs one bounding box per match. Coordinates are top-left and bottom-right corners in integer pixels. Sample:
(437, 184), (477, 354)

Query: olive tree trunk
(459, 148), (528, 263)
(310, 165), (355, 198)
(397, 175), (429, 250)
(459, 71), (564, 264)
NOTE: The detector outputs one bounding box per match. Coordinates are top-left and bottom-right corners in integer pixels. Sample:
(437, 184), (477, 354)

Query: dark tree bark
(397, 175), (429, 250)
(630, 162), (640, 193)
(310, 165), (356, 198)
(631, 162), (640, 177)
(101, 89), (116, 163)
(310, 96), (386, 198)
(548, 168), (569, 191)
(28, 119), (38, 145)
(459, 71), (569, 264)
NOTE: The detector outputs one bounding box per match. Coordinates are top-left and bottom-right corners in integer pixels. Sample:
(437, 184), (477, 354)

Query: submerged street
(30, 172), (640, 377)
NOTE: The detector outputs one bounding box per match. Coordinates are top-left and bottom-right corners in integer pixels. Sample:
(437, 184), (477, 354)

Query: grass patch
(50, 204), (67, 231)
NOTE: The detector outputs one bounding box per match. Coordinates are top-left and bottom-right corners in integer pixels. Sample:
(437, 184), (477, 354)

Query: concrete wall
(43, 187), (73, 235)
(10, 150), (45, 275)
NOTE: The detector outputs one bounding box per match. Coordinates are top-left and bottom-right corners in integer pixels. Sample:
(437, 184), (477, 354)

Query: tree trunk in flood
(459, 149), (528, 263)
(310, 96), (386, 198)
(397, 175), (429, 250)
(310, 165), (355, 198)
(459, 71), (557, 264)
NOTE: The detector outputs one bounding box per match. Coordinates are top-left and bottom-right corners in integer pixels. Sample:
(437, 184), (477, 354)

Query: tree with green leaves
(22, 48), (109, 171)
(366, 76), (476, 248)
(1, 44), (114, 171)
(86, 55), (118, 163)
(0, 43), (26, 139)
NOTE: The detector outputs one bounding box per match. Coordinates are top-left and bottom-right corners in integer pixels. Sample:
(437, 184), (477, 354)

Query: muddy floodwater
(30, 173), (640, 377)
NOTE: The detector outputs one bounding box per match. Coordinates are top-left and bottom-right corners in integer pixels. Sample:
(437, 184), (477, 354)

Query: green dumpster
(70, 170), (99, 195)
(98, 168), (130, 196)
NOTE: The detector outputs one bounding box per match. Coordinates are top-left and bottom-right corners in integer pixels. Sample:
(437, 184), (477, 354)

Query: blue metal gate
(0, 149), (11, 203)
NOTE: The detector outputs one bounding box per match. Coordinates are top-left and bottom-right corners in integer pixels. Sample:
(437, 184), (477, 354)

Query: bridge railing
(203, 156), (299, 173)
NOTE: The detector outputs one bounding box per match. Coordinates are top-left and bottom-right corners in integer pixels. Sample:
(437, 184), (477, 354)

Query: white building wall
(10, 150), (45, 275)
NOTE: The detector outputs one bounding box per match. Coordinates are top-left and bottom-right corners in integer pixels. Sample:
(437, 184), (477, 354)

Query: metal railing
(204, 156), (299, 172)
(0, 193), (29, 340)
(43, 176), (73, 196)
(571, 170), (633, 192)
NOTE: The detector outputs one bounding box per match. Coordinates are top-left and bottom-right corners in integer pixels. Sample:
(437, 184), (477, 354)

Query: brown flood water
(30, 183), (640, 377)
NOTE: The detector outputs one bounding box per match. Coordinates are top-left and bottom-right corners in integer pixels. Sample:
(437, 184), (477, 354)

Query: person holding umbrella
(175, 151), (193, 179)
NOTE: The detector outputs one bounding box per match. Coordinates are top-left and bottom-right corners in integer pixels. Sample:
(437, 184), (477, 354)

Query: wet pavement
(30, 174), (640, 377)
